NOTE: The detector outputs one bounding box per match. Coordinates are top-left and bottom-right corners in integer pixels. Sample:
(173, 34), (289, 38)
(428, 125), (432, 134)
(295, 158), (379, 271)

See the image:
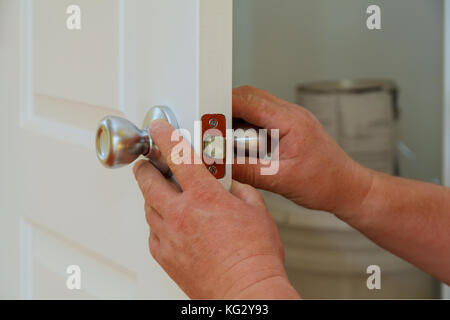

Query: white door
(0, 0), (232, 299)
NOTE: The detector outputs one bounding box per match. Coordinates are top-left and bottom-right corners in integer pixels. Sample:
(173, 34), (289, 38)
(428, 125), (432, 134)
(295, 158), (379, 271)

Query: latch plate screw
(208, 118), (218, 128)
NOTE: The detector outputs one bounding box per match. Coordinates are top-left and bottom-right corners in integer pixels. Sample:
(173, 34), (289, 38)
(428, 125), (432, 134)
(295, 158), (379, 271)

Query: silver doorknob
(96, 106), (270, 175)
(95, 106), (179, 175)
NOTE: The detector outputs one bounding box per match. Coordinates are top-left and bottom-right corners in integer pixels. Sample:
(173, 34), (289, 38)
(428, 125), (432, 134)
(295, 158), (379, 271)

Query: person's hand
(232, 86), (374, 218)
(133, 120), (300, 299)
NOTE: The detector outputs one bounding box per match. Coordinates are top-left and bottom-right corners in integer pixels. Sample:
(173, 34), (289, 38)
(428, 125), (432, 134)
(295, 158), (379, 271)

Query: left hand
(133, 119), (299, 299)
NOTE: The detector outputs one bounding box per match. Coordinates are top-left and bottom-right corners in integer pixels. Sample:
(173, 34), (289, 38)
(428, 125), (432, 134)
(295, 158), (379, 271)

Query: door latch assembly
(95, 106), (263, 178)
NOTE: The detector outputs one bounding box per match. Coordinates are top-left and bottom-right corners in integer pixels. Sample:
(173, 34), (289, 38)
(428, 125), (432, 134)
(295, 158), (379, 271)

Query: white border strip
(442, 0), (450, 300)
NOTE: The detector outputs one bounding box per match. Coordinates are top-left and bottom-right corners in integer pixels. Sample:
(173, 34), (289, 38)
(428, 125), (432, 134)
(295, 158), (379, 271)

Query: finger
(230, 180), (266, 210)
(232, 93), (291, 136)
(233, 157), (280, 192)
(145, 205), (165, 235)
(149, 120), (219, 191)
(232, 159), (263, 187)
(148, 231), (161, 261)
(233, 85), (284, 104)
(145, 201), (164, 220)
(133, 159), (180, 214)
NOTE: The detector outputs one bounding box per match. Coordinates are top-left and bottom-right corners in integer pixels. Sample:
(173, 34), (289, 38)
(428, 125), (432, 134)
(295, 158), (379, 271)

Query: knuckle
(149, 245), (159, 262)
(243, 92), (260, 105)
(240, 85), (257, 93)
(144, 201), (152, 213)
(158, 247), (170, 264)
(145, 210), (151, 226)
(140, 179), (155, 198)
(295, 106), (320, 126)
(148, 236), (158, 259)
(147, 212), (156, 228)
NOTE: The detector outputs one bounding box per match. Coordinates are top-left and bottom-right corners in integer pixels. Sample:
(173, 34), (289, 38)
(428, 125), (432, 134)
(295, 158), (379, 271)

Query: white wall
(233, 0), (443, 182)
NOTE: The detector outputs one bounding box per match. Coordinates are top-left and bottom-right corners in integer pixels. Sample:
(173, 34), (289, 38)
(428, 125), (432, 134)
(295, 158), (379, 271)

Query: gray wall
(233, 0), (443, 182)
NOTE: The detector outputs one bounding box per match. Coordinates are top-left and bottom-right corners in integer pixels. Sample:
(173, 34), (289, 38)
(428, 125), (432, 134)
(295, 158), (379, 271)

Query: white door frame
(442, 0), (450, 300)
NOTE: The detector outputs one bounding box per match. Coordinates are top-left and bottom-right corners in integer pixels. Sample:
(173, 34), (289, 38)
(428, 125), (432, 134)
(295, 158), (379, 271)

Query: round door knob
(96, 116), (150, 169)
(95, 106), (179, 175)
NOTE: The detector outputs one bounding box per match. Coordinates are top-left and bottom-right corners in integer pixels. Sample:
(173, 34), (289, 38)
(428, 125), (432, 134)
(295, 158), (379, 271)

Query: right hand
(232, 86), (374, 217)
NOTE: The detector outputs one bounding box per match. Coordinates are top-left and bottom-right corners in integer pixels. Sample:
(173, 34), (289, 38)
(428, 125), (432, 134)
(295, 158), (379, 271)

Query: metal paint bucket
(297, 79), (398, 174)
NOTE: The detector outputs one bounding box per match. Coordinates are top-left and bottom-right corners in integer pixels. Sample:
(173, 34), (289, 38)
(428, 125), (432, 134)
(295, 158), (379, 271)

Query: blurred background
(233, 0), (444, 298)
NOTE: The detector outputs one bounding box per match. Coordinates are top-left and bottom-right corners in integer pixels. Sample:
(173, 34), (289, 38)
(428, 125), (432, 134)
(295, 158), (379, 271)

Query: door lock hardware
(95, 106), (179, 176)
(95, 108), (268, 177)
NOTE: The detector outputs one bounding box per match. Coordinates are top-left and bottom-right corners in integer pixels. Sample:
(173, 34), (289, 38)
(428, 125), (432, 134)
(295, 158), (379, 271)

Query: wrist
(219, 255), (299, 299)
(331, 160), (375, 221)
(230, 275), (300, 300)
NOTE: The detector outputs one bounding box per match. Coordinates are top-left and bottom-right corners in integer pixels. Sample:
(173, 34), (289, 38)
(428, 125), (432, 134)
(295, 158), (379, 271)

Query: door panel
(0, 0), (232, 299)
(34, 0), (120, 109)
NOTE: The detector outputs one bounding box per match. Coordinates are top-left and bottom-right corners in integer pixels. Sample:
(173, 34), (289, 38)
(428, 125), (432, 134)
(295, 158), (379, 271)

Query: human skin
(134, 86), (450, 299)
(133, 121), (300, 299)
(232, 86), (450, 285)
